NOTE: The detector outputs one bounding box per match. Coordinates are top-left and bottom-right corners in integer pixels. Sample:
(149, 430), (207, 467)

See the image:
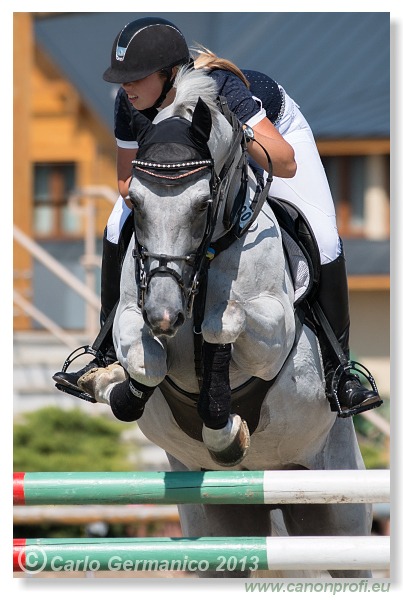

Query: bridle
(130, 97), (273, 319)
(131, 155), (220, 317)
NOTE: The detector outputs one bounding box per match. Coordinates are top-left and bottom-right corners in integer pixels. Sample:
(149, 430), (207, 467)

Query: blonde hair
(192, 44), (250, 89)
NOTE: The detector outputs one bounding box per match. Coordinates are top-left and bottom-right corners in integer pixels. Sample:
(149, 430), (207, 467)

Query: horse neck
(156, 100), (246, 241)
(209, 116), (247, 240)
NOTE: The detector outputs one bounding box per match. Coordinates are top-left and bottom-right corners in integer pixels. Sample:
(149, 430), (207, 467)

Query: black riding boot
(53, 230), (121, 392)
(315, 249), (382, 415)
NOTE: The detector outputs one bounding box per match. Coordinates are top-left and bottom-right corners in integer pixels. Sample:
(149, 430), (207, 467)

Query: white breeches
(271, 87), (341, 264)
(106, 89), (340, 264)
(106, 195), (132, 244)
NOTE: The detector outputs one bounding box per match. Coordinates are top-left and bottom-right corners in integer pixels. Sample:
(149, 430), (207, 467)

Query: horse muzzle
(143, 306), (185, 337)
(142, 275), (186, 337)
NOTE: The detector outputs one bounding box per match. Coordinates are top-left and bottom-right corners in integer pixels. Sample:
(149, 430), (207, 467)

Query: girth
(159, 375), (275, 442)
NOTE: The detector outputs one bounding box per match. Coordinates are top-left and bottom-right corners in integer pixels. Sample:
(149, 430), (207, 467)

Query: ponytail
(192, 44), (250, 89)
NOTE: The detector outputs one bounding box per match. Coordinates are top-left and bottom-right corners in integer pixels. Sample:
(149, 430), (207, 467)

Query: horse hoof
(78, 362), (127, 405)
(202, 414), (250, 467)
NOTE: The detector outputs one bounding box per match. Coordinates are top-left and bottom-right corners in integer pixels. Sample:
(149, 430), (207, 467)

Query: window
(322, 154), (389, 240)
(33, 163), (81, 237)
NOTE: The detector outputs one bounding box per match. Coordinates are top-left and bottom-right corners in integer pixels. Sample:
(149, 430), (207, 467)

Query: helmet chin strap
(153, 68), (174, 110)
(153, 59), (194, 110)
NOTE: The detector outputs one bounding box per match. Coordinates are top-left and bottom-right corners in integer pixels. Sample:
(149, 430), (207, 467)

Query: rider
(53, 16), (382, 416)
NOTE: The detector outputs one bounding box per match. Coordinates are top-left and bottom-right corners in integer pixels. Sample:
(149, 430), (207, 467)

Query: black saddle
(267, 195), (321, 308)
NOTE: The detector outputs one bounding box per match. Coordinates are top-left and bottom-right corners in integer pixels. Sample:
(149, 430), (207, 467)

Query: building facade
(13, 12), (390, 394)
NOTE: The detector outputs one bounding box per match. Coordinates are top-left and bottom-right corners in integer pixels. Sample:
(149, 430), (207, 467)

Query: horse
(79, 67), (372, 578)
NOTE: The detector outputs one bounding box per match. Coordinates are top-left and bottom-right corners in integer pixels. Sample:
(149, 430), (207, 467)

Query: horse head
(128, 69), (239, 337)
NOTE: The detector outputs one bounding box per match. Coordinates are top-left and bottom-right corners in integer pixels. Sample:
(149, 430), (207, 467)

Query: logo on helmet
(116, 46), (127, 61)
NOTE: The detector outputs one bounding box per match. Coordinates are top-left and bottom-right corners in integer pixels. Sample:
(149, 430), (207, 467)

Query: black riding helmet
(103, 17), (191, 110)
(103, 16), (190, 83)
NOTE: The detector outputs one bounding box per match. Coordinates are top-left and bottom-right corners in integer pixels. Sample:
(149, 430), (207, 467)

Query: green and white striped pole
(13, 536), (390, 573)
(13, 469), (389, 506)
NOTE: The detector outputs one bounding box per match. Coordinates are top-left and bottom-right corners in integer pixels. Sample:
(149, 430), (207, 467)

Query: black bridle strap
(142, 251), (192, 289)
(192, 263), (210, 389)
(216, 95), (273, 238)
(238, 139), (273, 237)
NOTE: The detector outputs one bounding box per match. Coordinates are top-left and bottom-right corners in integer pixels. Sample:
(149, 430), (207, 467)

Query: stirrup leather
(330, 360), (382, 418)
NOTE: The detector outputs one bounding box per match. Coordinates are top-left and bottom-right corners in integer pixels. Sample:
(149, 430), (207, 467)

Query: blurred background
(13, 12), (390, 558)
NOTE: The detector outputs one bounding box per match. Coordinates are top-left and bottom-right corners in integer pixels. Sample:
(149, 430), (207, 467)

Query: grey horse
(80, 67), (372, 578)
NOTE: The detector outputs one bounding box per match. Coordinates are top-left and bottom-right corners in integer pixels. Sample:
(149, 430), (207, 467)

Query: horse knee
(125, 338), (168, 387)
(202, 300), (246, 344)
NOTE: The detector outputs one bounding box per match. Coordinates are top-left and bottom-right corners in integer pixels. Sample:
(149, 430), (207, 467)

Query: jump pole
(13, 536), (390, 572)
(13, 469), (390, 506)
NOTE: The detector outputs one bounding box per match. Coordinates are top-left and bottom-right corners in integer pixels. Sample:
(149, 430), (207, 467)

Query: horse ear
(130, 109), (155, 146)
(190, 97), (212, 143)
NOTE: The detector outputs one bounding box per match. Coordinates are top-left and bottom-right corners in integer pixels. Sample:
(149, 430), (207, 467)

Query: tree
(14, 406), (136, 472)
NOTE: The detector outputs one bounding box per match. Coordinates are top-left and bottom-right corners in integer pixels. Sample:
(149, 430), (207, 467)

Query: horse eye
(198, 199), (211, 212)
(129, 193), (142, 210)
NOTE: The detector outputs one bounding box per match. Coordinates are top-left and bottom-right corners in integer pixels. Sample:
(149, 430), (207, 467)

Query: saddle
(267, 195), (321, 309)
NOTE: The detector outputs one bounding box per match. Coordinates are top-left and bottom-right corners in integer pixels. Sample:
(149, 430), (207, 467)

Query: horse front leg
(79, 306), (168, 422)
(199, 295), (294, 466)
(197, 340), (250, 466)
(232, 294), (296, 380)
(199, 300), (250, 466)
(202, 295), (295, 380)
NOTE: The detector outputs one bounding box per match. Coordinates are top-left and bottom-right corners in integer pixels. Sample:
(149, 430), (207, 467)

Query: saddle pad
(268, 195), (321, 306)
(159, 376), (275, 442)
(281, 228), (311, 303)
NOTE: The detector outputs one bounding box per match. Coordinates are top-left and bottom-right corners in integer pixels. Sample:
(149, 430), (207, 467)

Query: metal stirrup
(312, 301), (380, 418)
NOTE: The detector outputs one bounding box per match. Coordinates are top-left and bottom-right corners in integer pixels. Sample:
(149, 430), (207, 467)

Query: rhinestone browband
(132, 159), (213, 169)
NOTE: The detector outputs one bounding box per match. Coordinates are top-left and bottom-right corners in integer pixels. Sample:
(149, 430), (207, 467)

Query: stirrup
(60, 345), (107, 372)
(54, 382), (97, 403)
(54, 345), (106, 403)
(330, 361), (383, 418)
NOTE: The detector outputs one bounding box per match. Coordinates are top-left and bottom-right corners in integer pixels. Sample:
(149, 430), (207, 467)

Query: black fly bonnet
(131, 97), (213, 186)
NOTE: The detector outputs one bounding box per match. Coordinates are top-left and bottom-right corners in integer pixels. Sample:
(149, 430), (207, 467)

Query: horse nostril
(142, 307), (185, 336)
(174, 312), (185, 329)
(142, 310), (151, 329)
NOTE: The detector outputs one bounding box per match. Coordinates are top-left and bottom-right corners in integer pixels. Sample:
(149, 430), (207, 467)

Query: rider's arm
(245, 118), (296, 178)
(117, 146), (138, 203)
(114, 88), (139, 204)
(209, 70), (296, 178)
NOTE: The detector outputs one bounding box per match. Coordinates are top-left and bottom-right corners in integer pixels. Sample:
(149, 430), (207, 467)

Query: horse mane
(155, 66), (220, 123)
(154, 66), (235, 171)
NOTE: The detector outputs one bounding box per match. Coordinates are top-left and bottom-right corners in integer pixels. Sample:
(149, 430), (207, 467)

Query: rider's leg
(54, 196), (132, 391)
(270, 91), (381, 411)
(53, 228), (121, 391)
(315, 247), (381, 411)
